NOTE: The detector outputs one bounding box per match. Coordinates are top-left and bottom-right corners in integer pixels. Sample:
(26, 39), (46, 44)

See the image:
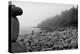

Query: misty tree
(37, 6), (78, 31)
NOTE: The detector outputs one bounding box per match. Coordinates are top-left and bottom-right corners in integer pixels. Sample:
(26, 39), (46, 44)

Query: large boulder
(11, 5), (23, 16)
(10, 5), (23, 42)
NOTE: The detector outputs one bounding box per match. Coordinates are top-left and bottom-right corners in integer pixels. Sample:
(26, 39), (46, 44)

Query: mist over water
(19, 27), (40, 35)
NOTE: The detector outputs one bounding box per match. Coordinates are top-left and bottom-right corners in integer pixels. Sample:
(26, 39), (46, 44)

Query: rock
(11, 42), (26, 53)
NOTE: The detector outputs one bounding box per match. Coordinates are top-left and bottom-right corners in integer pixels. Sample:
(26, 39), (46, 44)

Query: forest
(37, 6), (78, 31)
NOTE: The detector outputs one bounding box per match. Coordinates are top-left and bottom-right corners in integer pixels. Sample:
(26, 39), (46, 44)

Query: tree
(37, 6), (78, 31)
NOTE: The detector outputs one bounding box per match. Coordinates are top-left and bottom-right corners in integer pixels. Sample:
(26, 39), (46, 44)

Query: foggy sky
(12, 1), (76, 27)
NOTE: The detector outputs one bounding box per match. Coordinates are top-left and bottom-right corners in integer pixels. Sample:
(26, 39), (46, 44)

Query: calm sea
(19, 27), (40, 35)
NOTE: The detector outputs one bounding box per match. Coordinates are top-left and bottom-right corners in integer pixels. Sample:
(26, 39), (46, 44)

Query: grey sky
(12, 1), (76, 27)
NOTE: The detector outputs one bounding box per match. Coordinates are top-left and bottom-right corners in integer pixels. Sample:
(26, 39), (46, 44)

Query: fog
(12, 1), (76, 27)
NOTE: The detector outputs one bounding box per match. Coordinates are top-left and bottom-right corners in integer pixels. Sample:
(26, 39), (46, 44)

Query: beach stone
(11, 42), (26, 53)
(11, 5), (23, 42)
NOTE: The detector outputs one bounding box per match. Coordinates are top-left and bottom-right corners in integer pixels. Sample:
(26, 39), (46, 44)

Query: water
(19, 27), (40, 35)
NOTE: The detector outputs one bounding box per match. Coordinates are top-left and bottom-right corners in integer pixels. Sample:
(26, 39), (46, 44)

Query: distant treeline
(37, 6), (78, 31)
